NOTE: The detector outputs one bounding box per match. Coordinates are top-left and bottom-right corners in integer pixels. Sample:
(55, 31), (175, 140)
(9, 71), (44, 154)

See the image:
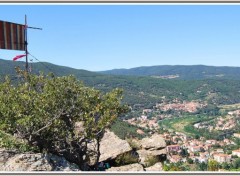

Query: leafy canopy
(0, 70), (128, 167)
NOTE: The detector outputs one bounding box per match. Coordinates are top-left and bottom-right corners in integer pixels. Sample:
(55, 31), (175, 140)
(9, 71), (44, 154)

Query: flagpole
(25, 15), (28, 72)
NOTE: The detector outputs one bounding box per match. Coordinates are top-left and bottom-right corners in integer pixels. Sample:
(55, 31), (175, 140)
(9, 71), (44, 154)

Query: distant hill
(99, 65), (240, 80)
(2, 59), (240, 107)
(0, 59), (100, 78)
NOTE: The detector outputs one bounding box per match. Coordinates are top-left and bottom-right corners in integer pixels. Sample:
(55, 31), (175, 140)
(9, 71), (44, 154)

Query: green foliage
(180, 148), (189, 157)
(0, 71), (128, 168)
(232, 158), (240, 169)
(197, 162), (208, 171)
(2, 59), (240, 107)
(0, 131), (37, 152)
(115, 152), (139, 166)
(163, 162), (187, 171)
(100, 65), (240, 80)
(110, 119), (148, 140)
(208, 160), (219, 171)
(187, 158), (193, 164)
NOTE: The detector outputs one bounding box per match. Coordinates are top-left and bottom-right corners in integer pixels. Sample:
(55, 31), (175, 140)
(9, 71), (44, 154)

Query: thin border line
(0, 2), (240, 175)
(1, 1), (240, 3)
(0, 172), (240, 175)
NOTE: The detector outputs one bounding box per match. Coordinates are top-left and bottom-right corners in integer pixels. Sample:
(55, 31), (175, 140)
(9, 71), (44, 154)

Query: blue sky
(1, 4), (240, 71)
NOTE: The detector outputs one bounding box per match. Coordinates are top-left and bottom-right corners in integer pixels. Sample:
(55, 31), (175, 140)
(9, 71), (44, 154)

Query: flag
(13, 54), (26, 61)
(0, 20), (25, 51)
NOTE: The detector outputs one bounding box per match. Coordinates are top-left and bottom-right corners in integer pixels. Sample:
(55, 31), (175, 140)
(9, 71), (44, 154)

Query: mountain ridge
(99, 65), (240, 80)
(2, 59), (240, 107)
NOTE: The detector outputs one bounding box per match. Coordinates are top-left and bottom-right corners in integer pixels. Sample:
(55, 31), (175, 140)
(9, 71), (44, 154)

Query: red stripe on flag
(13, 54), (26, 61)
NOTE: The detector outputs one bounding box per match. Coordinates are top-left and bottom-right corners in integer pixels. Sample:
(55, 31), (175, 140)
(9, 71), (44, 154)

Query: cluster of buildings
(194, 116), (237, 132)
(125, 100), (206, 132)
(163, 131), (239, 164)
(124, 101), (240, 166)
(124, 116), (159, 131)
(155, 100), (205, 113)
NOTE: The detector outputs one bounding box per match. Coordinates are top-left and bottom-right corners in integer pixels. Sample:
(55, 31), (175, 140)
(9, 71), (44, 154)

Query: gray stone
(106, 163), (144, 171)
(137, 149), (166, 166)
(99, 130), (132, 162)
(140, 134), (166, 150)
(0, 150), (80, 171)
(145, 162), (163, 171)
(0, 149), (17, 164)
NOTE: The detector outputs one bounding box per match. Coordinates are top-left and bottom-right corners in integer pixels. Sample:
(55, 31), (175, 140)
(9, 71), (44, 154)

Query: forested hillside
(1, 59), (240, 107)
(100, 65), (240, 80)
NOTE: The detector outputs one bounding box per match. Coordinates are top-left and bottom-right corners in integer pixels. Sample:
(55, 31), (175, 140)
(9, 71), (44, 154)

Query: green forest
(2, 59), (240, 108)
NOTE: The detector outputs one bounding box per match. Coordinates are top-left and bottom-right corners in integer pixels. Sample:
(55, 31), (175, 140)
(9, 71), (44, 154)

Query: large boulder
(99, 130), (132, 162)
(137, 134), (167, 166)
(140, 134), (166, 150)
(106, 163), (144, 171)
(0, 150), (80, 171)
(137, 149), (166, 166)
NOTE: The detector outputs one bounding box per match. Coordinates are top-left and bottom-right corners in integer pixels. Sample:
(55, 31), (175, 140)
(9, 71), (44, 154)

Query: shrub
(0, 70), (128, 169)
(0, 131), (37, 152)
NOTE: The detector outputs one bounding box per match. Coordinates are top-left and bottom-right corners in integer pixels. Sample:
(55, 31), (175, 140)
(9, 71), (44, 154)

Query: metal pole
(25, 15), (28, 72)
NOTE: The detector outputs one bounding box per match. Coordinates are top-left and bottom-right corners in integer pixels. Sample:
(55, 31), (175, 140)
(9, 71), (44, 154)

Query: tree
(208, 160), (219, 171)
(0, 70), (128, 169)
(221, 162), (231, 170)
(232, 158), (240, 169)
(187, 158), (193, 164)
(180, 148), (189, 157)
(198, 162), (208, 171)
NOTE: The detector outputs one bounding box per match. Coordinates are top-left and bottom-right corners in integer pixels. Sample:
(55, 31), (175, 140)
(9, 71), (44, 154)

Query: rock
(137, 149), (166, 166)
(1, 153), (52, 171)
(46, 153), (80, 171)
(86, 140), (98, 165)
(145, 162), (163, 171)
(137, 134), (167, 167)
(99, 130), (132, 162)
(0, 151), (80, 171)
(140, 134), (166, 150)
(0, 149), (17, 165)
(106, 163), (144, 171)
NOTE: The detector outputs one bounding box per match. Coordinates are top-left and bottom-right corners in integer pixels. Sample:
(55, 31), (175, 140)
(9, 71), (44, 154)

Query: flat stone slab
(145, 162), (163, 171)
(106, 163), (144, 171)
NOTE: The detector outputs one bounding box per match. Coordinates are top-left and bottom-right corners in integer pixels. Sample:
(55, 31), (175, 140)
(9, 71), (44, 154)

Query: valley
(1, 59), (240, 171)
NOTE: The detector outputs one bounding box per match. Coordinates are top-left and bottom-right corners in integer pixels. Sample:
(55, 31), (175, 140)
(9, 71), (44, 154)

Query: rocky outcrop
(140, 133), (166, 150)
(99, 130), (132, 162)
(106, 163), (144, 171)
(86, 130), (132, 165)
(0, 132), (167, 171)
(137, 148), (166, 165)
(137, 134), (167, 167)
(0, 149), (79, 171)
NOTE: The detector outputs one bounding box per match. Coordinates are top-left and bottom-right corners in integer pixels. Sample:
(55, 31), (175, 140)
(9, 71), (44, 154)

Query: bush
(0, 70), (128, 169)
(0, 131), (37, 152)
(187, 158), (193, 164)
